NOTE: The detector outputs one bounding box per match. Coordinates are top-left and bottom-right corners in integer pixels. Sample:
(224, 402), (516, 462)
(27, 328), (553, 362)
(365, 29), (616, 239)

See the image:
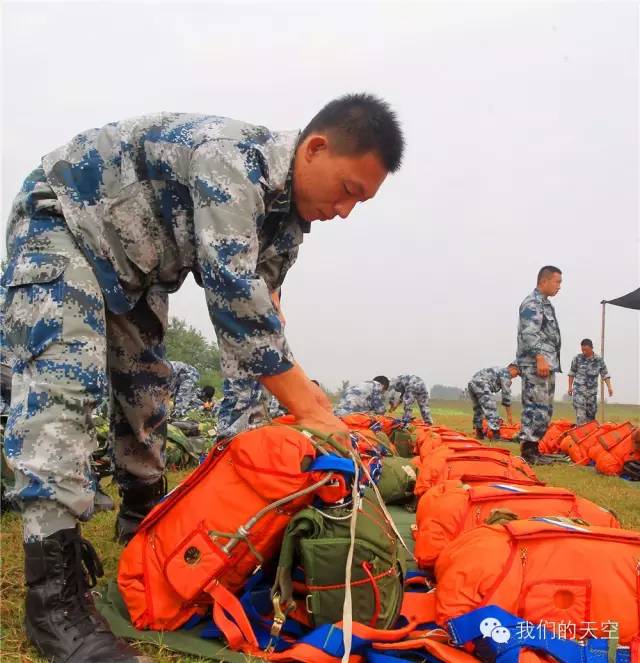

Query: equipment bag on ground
(273, 494), (407, 630)
(414, 480), (620, 569)
(118, 425), (337, 632)
(415, 445), (542, 496)
(434, 517), (640, 645)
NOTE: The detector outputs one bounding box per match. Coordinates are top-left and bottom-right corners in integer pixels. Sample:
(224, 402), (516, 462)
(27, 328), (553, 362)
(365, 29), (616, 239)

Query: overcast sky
(2, 1), (639, 403)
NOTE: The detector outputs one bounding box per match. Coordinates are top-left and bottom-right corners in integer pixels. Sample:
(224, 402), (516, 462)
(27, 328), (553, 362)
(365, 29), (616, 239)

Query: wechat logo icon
(479, 617), (511, 644)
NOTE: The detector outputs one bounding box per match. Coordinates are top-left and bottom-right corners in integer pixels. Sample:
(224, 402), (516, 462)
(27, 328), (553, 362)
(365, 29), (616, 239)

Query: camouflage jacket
(334, 381), (386, 416)
(36, 113), (308, 379)
(469, 366), (513, 407)
(568, 353), (610, 391)
(516, 288), (561, 372)
(387, 374), (428, 409)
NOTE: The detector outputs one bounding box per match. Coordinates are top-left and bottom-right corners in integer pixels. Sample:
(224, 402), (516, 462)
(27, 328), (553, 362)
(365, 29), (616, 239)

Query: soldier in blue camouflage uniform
(568, 338), (613, 424)
(1, 94), (404, 662)
(387, 374), (433, 424)
(334, 376), (390, 416)
(468, 364), (520, 439)
(516, 266), (562, 464)
(169, 360), (201, 418)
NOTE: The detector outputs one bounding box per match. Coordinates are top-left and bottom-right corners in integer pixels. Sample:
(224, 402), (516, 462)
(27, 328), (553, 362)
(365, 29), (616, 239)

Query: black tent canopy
(603, 287), (640, 310)
(598, 286), (640, 420)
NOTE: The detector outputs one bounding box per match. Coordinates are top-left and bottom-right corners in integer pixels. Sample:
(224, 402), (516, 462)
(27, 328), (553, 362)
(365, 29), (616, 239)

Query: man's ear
(303, 135), (328, 161)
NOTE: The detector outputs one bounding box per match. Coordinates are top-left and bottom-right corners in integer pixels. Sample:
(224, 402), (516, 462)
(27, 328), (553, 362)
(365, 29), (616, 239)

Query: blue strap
(308, 455), (356, 475)
(448, 605), (632, 663)
(367, 650), (441, 663)
(298, 623), (368, 657)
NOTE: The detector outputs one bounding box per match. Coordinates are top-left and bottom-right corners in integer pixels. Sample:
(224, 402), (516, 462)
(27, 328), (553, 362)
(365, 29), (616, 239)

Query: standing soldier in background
(387, 374), (433, 424)
(169, 360), (201, 418)
(568, 338), (613, 424)
(516, 265), (562, 465)
(468, 363), (520, 440)
(334, 376), (390, 416)
(2, 94), (404, 662)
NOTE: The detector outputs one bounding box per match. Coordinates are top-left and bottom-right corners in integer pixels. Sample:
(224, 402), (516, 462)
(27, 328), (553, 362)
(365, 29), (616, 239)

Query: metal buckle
(265, 592), (296, 652)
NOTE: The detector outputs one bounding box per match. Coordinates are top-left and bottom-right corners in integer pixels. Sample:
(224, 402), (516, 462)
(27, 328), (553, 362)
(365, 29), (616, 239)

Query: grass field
(1, 400), (638, 662)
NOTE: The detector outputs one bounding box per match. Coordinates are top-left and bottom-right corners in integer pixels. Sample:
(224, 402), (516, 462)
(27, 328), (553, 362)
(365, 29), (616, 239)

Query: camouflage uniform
(387, 375), (432, 424)
(334, 380), (386, 416)
(169, 360), (201, 417)
(467, 367), (512, 432)
(217, 378), (267, 438)
(2, 114), (308, 540)
(267, 393), (287, 418)
(516, 288), (561, 445)
(569, 353), (610, 424)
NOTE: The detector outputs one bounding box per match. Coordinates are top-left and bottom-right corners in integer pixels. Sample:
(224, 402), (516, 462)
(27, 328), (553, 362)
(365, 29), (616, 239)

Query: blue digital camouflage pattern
(334, 380), (386, 417)
(3, 113), (310, 540)
(516, 288), (561, 446)
(516, 288), (561, 372)
(216, 377), (267, 439)
(468, 367), (513, 431)
(569, 353), (610, 424)
(267, 393), (287, 418)
(39, 112), (309, 380)
(387, 375), (432, 424)
(168, 360), (201, 417)
(520, 367), (556, 445)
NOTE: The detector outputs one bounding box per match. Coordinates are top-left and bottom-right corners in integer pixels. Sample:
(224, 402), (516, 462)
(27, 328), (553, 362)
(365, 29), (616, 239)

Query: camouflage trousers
(172, 370), (201, 418)
(3, 178), (170, 541)
(520, 367), (556, 446)
(468, 381), (500, 431)
(572, 388), (598, 425)
(217, 377), (268, 438)
(401, 388), (432, 424)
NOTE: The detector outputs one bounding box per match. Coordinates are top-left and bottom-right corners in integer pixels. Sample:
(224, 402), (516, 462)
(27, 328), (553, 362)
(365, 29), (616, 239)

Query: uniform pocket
(2, 252), (69, 362)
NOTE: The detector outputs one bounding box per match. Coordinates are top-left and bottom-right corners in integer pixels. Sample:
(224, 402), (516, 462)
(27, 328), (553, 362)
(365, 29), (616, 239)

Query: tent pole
(600, 301), (606, 423)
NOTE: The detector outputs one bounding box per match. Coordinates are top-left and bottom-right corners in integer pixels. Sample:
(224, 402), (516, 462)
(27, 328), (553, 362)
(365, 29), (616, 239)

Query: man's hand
(608, 387), (614, 397)
(536, 355), (550, 378)
(297, 411), (349, 437)
(568, 388), (573, 396)
(310, 380), (333, 412)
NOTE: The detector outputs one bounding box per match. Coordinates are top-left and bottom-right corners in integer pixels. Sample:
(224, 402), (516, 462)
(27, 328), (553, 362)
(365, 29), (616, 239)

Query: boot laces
(60, 535), (106, 639)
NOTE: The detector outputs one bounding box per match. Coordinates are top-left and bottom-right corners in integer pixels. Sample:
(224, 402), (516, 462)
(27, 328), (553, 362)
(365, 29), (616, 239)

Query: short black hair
(581, 338), (594, 348)
(373, 375), (390, 390)
(300, 93), (405, 173)
(537, 265), (562, 284)
(200, 385), (215, 399)
(311, 379), (320, 386)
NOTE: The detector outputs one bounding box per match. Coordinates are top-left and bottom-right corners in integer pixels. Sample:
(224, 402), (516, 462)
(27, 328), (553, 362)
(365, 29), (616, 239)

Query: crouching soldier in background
(387, 374), (433, 424)
(334, 376), (390, 416)
(468, 363), (520, 440)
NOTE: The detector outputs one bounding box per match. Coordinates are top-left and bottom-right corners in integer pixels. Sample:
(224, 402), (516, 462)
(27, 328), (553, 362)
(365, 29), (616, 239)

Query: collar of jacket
(264, 131), (311, 235)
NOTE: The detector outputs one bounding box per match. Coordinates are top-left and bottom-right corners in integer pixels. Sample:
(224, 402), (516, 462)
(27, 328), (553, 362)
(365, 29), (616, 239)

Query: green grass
(1, 401), (639, 661)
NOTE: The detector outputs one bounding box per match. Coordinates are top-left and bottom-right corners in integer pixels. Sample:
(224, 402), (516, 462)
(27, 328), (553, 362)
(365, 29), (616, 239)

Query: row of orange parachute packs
(117, 413), (640, 662)
(481, 417), (640, 477)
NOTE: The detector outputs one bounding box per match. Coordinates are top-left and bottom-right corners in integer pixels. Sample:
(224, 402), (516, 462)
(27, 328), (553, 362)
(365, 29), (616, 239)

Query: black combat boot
(489, 428), (502, 441)
(474, 428), (485, 440)
(115, 475), (167, 545)
(24, 527), (150, 663)
(93, 484), (115, 512)
(520, 441), (555, 466)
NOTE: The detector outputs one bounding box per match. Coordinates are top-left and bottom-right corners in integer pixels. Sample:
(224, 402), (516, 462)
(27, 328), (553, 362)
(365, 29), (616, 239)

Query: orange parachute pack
(415, 445), (542, 497)
(118, 425), (338, 632)
(414, 480), (620, 569)
(434, 518), (640, 645)
(482, 420), (521, 440)
(591, 424), (640, 476)
(538, 419), (574, 455)
(561, 422), (618, 465)
(558, 420), (600, 456)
